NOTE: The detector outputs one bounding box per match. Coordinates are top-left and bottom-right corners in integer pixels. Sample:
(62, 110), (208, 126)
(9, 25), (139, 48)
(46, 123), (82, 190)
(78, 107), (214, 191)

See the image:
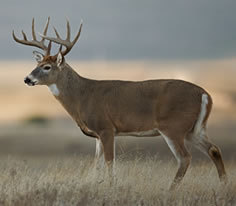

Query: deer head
(12, 17), (82, 86)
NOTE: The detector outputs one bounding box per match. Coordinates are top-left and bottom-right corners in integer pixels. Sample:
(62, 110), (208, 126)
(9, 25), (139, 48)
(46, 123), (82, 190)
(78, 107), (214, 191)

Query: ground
(0, 155), (235, 206)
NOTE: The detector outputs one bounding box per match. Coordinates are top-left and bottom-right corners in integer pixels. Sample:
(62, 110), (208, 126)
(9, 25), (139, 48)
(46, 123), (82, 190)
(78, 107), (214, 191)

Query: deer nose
(24, 77), (31, 84)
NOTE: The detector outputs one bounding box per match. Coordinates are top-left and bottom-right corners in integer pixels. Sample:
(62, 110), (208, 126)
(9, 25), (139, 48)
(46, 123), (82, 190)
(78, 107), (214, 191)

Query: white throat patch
(48, 84), (60, 96)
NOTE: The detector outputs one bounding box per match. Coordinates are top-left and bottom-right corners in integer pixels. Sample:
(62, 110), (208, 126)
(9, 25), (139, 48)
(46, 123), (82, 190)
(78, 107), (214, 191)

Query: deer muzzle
(24, 75), (38, 86)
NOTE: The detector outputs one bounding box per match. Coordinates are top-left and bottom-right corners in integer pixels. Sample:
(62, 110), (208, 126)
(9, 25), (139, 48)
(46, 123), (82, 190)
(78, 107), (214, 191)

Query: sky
(1, 0), (236, 61)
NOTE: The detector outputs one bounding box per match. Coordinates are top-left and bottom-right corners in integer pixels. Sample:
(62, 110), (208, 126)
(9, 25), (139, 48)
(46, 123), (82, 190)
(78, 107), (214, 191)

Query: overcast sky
(1, 0), (236, 60)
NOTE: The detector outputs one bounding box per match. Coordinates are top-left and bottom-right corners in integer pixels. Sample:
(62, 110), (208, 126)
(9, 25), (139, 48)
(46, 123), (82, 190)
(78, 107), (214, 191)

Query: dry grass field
(0, 155), (235, 206)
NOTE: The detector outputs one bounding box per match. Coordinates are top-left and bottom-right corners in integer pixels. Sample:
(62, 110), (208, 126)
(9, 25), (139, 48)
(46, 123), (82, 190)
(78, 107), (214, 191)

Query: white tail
(13, 18), (227, 190)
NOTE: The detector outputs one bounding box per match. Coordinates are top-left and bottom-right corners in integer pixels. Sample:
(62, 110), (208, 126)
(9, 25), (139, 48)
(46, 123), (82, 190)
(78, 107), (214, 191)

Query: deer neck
(50, 63), (87, 124)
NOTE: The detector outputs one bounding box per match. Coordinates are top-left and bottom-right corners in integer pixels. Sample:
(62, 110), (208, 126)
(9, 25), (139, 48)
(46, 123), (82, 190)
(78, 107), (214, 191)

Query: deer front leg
(99, 130), (115, 180)
(94, 138), (104, 170)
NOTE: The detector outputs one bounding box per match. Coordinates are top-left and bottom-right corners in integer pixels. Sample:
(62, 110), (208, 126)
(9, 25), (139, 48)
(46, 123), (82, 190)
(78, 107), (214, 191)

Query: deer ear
(56, 52), (64, 68)
(33, 51), (44, 62)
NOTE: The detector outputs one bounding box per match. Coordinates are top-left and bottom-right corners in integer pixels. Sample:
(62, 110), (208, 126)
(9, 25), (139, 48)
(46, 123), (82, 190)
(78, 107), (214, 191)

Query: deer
(12, 17), (227, 190)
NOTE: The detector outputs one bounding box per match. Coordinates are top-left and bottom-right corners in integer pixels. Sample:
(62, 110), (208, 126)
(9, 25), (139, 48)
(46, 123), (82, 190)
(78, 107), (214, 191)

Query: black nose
(24, 77), (31, 84)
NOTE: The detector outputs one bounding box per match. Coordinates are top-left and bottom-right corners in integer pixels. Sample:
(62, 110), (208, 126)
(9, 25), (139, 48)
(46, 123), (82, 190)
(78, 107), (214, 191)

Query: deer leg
(160, 131), (191, 190)
(94, 138), (104, 170)
(190, 130), (227, 182)
(208, 144), (227, 182)
(99, 130), (115, 178)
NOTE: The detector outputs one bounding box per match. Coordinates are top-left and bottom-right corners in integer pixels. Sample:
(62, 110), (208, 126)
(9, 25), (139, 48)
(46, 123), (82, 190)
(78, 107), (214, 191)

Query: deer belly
(117, 128), (160, 137)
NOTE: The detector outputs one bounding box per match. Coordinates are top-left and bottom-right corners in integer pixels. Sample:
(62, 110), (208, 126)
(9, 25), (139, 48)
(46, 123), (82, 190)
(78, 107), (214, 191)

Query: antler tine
(53, 27), (61, 38)
(66, 19), (71, 41)
(72, 22), (83, 45)
(32, 18), (37, 40)
(12, 30), (24, 43)
(46, 40), (52, 56)
(40, 17), (50, 47)
(43, 17), (50, 36)
(21, 30), (27, 40)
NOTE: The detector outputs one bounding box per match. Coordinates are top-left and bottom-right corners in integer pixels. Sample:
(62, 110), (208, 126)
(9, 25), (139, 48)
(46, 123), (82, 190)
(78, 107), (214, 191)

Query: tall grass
(0, 155), (235, 206)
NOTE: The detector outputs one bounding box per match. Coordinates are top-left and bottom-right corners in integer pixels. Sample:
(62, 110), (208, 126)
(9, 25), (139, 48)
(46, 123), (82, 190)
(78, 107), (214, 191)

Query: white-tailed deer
(13, 18), (227, 189)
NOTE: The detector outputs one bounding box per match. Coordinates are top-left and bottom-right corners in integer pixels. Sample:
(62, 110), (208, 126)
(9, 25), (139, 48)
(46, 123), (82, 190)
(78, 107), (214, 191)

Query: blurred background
(0, 0), (235, 162)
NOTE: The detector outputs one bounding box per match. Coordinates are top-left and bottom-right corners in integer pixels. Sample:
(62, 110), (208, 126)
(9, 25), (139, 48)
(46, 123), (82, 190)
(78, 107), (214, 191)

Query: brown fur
(42, 55), (57, 62)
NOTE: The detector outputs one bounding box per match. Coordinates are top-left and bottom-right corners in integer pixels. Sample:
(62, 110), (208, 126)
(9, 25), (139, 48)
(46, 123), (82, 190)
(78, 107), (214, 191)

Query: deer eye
(43, 65), (51, 71)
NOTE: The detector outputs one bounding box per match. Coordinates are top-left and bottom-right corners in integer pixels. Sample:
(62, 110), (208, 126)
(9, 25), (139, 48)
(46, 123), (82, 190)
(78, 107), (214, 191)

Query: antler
(40, 19), (83, 56)
(12, 17), (51, 55)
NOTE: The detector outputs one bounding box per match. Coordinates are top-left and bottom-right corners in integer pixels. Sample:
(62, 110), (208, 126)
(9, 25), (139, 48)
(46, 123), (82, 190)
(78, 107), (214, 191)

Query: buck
(13, 18), (227, 190)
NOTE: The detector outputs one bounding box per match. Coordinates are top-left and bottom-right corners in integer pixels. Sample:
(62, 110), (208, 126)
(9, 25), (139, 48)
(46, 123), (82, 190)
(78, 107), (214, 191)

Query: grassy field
(0, 155), (235, 206)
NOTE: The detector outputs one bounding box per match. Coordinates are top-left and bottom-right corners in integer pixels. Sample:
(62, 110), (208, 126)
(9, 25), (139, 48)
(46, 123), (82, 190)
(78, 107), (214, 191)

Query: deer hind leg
(160, 131), (191, 190)
(190, 128), (227, 182)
